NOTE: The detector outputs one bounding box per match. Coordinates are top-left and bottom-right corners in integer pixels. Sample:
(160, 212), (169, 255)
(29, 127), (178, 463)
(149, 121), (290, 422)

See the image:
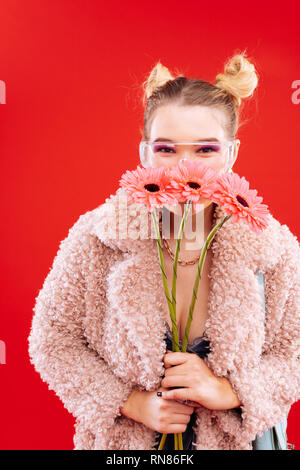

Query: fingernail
(157, 391), (162, 397)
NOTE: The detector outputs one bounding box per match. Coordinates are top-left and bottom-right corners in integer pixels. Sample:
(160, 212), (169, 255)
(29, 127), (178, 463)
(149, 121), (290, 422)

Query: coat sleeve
(225, 225), (300, 446)
(28, 213), (134, 436)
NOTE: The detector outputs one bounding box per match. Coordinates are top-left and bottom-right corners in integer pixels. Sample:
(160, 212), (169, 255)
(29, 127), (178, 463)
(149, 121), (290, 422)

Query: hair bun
(143, 61), (175, 100)
(215, 52), (258, 107)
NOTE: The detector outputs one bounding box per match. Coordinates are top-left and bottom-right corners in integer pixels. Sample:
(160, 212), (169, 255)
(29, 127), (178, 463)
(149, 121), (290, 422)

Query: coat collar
(90, 187), (284, 388)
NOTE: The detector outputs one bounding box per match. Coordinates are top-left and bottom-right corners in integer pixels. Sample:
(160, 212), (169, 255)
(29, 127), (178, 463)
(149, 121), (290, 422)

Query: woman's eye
(197, 145), (220, 154)
(151, 144), (221, 155)
(153, 145), (175, 154)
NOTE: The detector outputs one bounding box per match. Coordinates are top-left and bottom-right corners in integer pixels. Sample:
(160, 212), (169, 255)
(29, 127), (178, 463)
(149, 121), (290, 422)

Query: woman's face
(146, 104), (240, 215)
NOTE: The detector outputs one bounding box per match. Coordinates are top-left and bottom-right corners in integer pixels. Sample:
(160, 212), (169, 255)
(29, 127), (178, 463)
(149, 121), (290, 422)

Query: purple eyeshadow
(151, 143), (221, 153)
(153, 144), (175, 152)
(203, 144), (221, 151)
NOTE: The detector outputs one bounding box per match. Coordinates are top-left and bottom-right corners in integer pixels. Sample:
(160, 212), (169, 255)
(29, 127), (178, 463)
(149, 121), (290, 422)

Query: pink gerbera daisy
(211, 172), (269, 233)
(119, 165), (180, 211)
(167, 160), (218, 207)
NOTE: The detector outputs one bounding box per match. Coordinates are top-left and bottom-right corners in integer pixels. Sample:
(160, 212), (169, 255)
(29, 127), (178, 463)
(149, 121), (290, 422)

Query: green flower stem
(153, 202), (192, 451)
(152, 206), (230, 451)
(158, 433), (166, 450)
(181, 214), (232, 353)
(151, 209), (181, 451)
(177, 433), (183, 450)
(171, 200), (192, 333)
(151, 210), (180, 352)
(170, 200), (192, 450)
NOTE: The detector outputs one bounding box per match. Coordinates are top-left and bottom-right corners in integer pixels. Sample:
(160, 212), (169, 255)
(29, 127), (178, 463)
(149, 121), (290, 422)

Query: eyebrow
(152, 137), (221, 143)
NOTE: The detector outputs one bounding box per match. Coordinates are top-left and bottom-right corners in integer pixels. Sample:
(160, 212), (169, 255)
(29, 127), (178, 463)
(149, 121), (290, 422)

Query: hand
(120, 386), (195, 434)
(160, 351), (241, 410)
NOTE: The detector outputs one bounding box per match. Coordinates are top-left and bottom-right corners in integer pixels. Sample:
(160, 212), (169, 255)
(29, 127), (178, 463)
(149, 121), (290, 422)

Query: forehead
(149, 104), (227, 141)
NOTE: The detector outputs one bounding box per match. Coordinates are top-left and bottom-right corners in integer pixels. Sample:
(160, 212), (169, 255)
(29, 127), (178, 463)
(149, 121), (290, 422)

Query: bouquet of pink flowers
(119, 160), (269, 450)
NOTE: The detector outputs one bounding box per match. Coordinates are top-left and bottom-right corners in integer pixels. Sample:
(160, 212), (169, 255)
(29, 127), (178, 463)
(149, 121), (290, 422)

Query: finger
(187, 401), (202, 408)
(176, 399), (202, 408)
(164, 349), (174, 368)
(172, 403), (195, 414)
(163, 423), (189, 434)
(168, 413), (192, 425)
(164, 363), (191, 376)
(161, 387), (195, 402)
(157, 389), (194, 413)
(162, 375), (191, 389)
(163, 351), (192, 368)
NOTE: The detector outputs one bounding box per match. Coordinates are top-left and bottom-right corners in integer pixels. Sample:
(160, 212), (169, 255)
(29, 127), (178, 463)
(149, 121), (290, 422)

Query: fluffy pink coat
(28, 187), (300, 450)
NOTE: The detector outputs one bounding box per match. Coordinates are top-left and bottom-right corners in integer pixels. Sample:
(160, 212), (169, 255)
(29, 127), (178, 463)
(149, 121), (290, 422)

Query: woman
(28, 52), (300, 450)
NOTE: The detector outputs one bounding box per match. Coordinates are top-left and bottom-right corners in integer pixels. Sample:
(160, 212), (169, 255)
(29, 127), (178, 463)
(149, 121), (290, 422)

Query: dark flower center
(236, 194), (249, 207)
(144, 183), (160, 192)
(187, 181), (201, 189)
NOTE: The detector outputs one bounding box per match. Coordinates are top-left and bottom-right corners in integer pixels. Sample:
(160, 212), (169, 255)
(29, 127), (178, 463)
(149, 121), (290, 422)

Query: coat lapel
(90, 187), (282, 386)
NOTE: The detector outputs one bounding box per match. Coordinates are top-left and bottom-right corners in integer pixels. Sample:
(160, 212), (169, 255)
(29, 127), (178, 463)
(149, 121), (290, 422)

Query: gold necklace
(158, 203), (216, 266)
(159, 220), (211, 266)
(162, 237), (210, 266)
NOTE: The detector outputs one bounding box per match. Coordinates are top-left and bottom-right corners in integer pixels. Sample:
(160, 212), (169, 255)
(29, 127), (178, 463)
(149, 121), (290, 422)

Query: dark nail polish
(157, 391), (162, 397)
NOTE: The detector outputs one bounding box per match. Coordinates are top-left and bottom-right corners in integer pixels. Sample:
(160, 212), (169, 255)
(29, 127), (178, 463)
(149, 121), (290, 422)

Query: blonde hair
(140, 50), (259, 141)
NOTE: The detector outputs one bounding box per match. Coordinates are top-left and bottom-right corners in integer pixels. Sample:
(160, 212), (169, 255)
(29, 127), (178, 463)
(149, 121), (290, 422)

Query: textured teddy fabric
(28, 187), (300, 450)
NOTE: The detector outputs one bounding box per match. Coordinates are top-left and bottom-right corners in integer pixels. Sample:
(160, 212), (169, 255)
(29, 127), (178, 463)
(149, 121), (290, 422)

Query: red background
(0, 0), (299, 450)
